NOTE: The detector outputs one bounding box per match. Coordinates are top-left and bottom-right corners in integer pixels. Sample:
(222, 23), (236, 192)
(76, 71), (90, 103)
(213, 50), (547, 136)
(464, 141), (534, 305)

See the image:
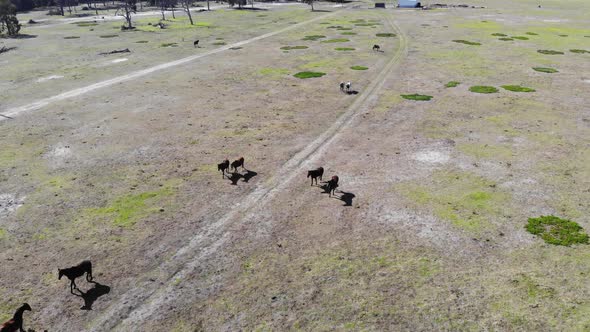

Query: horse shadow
(346, 90), (359, 95)
(228, 170), (257, 185)
(339, 191), (356, 206)
(71, 281), (110, 310)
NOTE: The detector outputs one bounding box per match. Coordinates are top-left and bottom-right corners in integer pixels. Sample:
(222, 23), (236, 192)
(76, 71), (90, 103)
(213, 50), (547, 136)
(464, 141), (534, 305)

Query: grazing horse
(307, 167), (324, 186)
(59, 260), (93, 293)
(0, 303), (31, 332)
(193, 40), (200, 47)
(339, 82), (345, 92)
(218, 159), (230, 178)
(231, 157), (245, 172)
(373, 44), (380, 51)
(327, 175), (339, 197)
(345, 82), (352, 93)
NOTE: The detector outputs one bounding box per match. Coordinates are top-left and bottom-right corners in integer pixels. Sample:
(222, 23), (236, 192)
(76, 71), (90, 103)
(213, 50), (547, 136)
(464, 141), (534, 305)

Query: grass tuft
(350, 65), (368, 70)
(469, 86), (498, 94)
(526, 215), (589, 246)
(491, 33), (507, 36)
(532, 67), (558, 73)
(445, 81), (461, 88)
(302, 35), (325, 41)
(320, 38), (349, 43)
(401, 94), (433, 101)
(498, 37), (513, 41)
(135, 40), (149, 43)
(525, 32), (538, 35)
(161, 42), (178, 47)
(501, 85), (536, 93)
(335, 47), (355, 51)
(537, 49), (564, 55)
(453, 39), (481, 46)
(341, 32), (356, 35)
(376, 33), (396, 37)
(293, 71), (325, 79)
(511, 36), (529, 40)
(280, 45), (308, 50)
(99, 34), (119, 38)
(64, 36), (80, 39)
(570, 49), (590, 54)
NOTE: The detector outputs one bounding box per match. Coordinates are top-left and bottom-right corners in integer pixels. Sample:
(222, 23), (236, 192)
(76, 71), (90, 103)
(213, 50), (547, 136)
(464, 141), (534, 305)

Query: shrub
(469, 86), (498, 94)
(445, 81), (460, 88)
(321, 38), (349, 43)
(525, 32), (538, 35)
(401, 94), (433, 101)
(376, 33), (396, 37)
(570, 49), (589, 54)
(64, 36), (80, 39)
(341, 32), (356, 35)
(498, 38), (513, 41)
(538, 49), (564, 55)
(335, 47), (355, 51)
(526, 215), (589, 246)
(350, 66), (368, 70)
(532, 67), (558, 73)
(213, 42), (226, 45)
(136, 40), (149, 43)
(302, 35), (325, 41)
(280, 45), (308, 50)
(512, 36), (529, 40)
(491, 33), (507, 36)
(294, 71), (325, 79)
(453, 40), (481, 45)
(100, 34), (119, 38)
(501, 85), (536, 92)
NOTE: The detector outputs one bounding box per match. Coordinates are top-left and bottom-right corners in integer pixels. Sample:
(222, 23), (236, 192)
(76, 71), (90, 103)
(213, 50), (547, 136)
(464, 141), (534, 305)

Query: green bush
(135, 40), (149, 43)
(501, 85), (536, 92)
(376, 33), (396, 37)
(350, 66), (368, 70)
(64, 36), (80, 39)
(532, 67), (558, 73)
(335, 47), (355, 51)
(161, 42), (178, 47)
(526, 215), (589, 246)
(302, 35), (326, 41)
(341, 32), (356, 35)
(453, 40), (481, 46)
(570, 49), (590, 54)
(498, 38), (513, 41)
(321, 38), (349, 43)
(401, 94), (433, 101)
(294, 71), (326, 79)
(512, 36), (529, 40)
(538, 49), (564, 55)
(445, 81), (460, 88)
(491, 33), (507, 36)
(525, 32), (538, 35)
(280, 45), (308, 50)
(469, 86), (498, 94)
(99, 34), (119, 38)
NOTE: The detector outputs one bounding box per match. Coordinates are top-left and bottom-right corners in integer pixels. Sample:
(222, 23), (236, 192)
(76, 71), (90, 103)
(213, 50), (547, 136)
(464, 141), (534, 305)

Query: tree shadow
(71, 281), (110, 310)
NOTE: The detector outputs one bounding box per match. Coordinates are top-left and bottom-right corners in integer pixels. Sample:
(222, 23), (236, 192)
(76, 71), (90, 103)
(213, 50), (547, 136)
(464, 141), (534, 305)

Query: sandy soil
(1, 0), (589, 331)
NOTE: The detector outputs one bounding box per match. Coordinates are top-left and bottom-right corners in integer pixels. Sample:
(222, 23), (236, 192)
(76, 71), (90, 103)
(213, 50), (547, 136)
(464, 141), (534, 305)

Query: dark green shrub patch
(64, 36), (80, 39)
(100, 34), (119, 38)
(499, 38), (513, 41)
(350, 66), (368, 70)
(570, 49), (590, 54)
(501, 85), (536, 92)
(445, 81), (460, 88)
(280, 45), (308, 50)
(302, 35), (326, 41)
(532, 67), (558, 73)
(512, 36), (529, 40)
(135, 40), (149, 43)
(321, 38), (349, 43)
(294, 71), (326, 79)
(525, 32), (538, 35)
(538, 49), (564, 55)
(469, 86), (498, 94)
(335, 47), (355, 51)
(453, 40), (481, 46)
(526, 215), (589, 246)
(341, 32), (356, 35)
(491, 33), (507, 36)
(401, 94), (433, 101)
(376, 33), (396, 37)
(161, 42), (178, 47)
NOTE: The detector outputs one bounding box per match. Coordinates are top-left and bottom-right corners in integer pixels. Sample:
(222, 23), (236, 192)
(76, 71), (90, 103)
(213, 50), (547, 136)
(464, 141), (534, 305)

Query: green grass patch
(336, 27), (353, 30)
(293, 71), (326, 79)
(85, 188), (173, 227)
(526, 215), (589, 246)
(320, 38), (349, 43)
(401, 94), (433, 101)
(491, 33), (507, 36)
(532, 67), (558, 73)
(558, 34), (568, 37)
(259, 68), (289, 76)
(327, 25), (343, 29)
(445, 81), (460, 88)
(501, 85), (536, 92)
(525, 32), (538, 35)
(135, 40), (149, 43)
(161, 42), (178, 47)
(376, 33), (396, 37)
(453, 39), (481, 46)
(570, 49), (590, 54)
(280, 45), (308, 50)
(498, 37), (513, 41)
(302, 35), (326, 41)
(512, 36), (529, 40)
(350, 65), (368, 70)
(538, 49), (564, 55)
(341, 32), (356, 35)
(335, 47), (355, 51)
(469, 86), (498, 94)
(213, 42), (226, 45)
(99, 34), (119, 38)
(64, 36), (80, 39)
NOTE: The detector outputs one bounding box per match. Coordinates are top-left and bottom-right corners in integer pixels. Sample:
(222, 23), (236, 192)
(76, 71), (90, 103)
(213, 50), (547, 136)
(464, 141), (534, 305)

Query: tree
(179, 0), (193, 25)
(116, 0), (136, 29)
(302, 0), (314, 11)
(0, 0), (21, 36)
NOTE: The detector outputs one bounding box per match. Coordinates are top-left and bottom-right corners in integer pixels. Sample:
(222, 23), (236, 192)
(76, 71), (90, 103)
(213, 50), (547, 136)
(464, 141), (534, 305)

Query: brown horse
(218, 159), (230, 178)
(307, 167), (324, 186)
(1, 303), (31, 332)
(231, 157), (245, 172)
(326, 175), (339, 197)
(59, 260), (93, 294)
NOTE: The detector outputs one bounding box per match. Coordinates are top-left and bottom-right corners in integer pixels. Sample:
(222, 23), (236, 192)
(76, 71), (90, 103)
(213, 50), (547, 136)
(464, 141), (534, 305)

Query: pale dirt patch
(0, 194), (25, 219)
(36, 75), (64, 83)
(412, 150), (450, 164)
(110, 58), (128, 64)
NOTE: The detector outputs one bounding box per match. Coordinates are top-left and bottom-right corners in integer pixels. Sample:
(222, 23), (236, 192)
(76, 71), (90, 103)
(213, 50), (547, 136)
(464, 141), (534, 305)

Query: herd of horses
(1, 261), (95, 331)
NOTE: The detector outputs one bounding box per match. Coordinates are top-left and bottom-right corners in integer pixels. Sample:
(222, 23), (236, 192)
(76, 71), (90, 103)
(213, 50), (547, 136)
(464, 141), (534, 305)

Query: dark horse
(1, 303), (31, 332)
(231, 157), (245, 172)
(194, 40), (199, 47)
(218, 159), (230, 178)
(372, 44), (380, 51)
(59, 260), (93, 294)
(326, 175), (339, 197)
(307, 167), (324, 186)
